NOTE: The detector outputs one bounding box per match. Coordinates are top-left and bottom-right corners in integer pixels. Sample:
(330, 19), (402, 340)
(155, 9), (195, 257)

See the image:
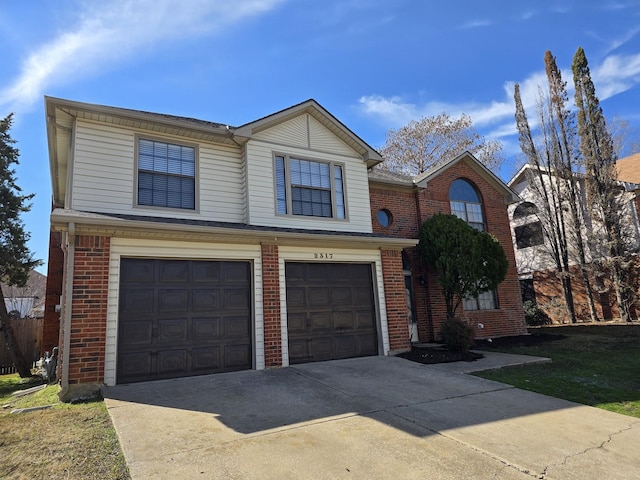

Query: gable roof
(617, 152), (640, 184)
(234, 99), (383, 167)
(415, 151), (520, 204)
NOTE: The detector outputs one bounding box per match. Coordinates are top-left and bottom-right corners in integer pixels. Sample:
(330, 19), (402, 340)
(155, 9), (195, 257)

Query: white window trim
(273, 153), (348, 221)
(133, 134), (201, 213)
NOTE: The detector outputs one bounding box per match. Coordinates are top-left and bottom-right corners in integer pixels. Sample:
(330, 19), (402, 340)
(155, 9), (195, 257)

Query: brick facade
(42, 230), (64, 356)
(67, 235), (110, 385)
(261, 243), (282, 367)
(380, 249), (410, 352)
(370, 159), (528, 341)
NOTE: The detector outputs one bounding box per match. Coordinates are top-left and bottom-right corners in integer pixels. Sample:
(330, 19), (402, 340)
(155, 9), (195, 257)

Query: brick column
(381, 249), (410, 352)
(43, 230), (64, 356)
(261, 244), (282, 367)
(67, 235), (110, 385)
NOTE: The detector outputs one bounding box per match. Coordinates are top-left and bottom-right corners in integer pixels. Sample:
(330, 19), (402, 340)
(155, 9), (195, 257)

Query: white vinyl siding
(246, 115), (373, 233)
(71, 121), (245, 223)
(276, 246), (389, 366)
(105, 238), (264, 386)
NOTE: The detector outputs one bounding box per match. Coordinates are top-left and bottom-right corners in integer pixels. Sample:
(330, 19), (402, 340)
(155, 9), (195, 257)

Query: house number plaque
(313, 253), (334, 259)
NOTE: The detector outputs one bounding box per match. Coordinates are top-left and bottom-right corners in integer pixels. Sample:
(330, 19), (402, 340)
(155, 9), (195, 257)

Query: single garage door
(117, 258), (252, 384)
(286, 262), (378, 364)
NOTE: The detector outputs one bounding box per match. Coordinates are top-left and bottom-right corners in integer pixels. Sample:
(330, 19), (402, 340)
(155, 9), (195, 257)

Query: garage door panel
(309, 287), (330, 306)
(332, 288), (352, 305)
(120, 289), (154, 313)
(224, 289), (251, 310)
(309, 311), (332, 331)
(191, 346), (220, 371)
(158, 289), (188, 312)
(334, 336), (357, 358)
(118, 258), (252, 384)
(157, 349), (188, 375)
(118, 352), (152, 380)
(156, 318), (188, 344)
(288, 339), (308, 362)
(309, 337), (333, 360)
(159, 261), (189, 282)
(121, 259), (155, 283)
(119, 320), (153, 347)
(224, 262), (250, 283)
(287, 312), (307, 333)
(192, 262), (220, 283)
(286, 262), (377, 365)
(192, 317), (221, 340)
(334, 311), (355, 330)
(223, 316), (251, 338)
(286, 287), (306, 308)
(192, 290), (220, 311)
(225, 344), (252, 368)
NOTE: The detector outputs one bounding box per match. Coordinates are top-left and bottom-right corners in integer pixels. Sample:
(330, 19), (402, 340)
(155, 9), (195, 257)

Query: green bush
(440, 318), (475, 352)
(523, 300), (552, 326)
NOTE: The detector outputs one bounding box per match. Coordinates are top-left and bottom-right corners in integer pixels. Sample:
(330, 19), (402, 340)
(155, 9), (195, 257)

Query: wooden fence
(0, 317), (43, 374)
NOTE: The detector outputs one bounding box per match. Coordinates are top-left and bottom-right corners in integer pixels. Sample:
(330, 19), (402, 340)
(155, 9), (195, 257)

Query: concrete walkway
(103, 352), (640, 480)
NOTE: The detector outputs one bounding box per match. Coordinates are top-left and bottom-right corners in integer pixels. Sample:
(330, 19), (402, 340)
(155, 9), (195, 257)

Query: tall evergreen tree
(572, 47), (636, 322)
(0, 113), (41, 377)
(544, 51), (599, 322)
(514, 83), (577, 323)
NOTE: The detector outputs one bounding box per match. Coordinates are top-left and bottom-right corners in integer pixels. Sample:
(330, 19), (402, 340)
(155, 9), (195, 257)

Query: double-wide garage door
(117, 258), (252, 384)
(286, 262), (378, 364)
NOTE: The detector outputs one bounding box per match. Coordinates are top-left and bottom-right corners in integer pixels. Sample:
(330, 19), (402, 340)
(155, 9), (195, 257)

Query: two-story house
(508, 162), (640, 322)
(43, 97), (417, 401)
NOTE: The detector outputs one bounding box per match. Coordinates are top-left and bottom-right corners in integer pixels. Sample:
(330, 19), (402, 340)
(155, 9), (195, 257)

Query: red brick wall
(261, 244), (282, 367)
(43, 230), (64, 356)
(369, 160), (528, 341)
(380, 249), (410, 351)
(67, 235), (110, 385)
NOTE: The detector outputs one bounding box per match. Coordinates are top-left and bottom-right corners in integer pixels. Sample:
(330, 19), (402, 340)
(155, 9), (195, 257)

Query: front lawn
(473, 324), (640, 418)
(0, 375), (130, 479)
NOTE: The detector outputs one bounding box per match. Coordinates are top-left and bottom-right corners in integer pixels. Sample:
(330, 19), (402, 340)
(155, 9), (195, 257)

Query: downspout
(59, 222), (75, 400)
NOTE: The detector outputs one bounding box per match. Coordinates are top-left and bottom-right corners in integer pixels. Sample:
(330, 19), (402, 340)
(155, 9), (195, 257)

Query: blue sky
(2, 0), (640, 273)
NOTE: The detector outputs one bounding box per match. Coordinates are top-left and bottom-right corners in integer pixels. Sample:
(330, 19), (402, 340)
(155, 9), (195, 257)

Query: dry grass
(0, 375), (130, 479)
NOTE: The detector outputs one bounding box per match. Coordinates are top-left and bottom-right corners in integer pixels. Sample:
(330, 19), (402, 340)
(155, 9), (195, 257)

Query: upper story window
(137, 138), (196, 210)
(512, 202), (544, 249)
(275, 155), (345, 219)
(449, 179), (484, 231)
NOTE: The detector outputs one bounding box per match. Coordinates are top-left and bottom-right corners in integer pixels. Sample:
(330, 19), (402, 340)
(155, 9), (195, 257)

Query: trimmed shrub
(440, 318), (475, 352)
(523, 300), (552, 326)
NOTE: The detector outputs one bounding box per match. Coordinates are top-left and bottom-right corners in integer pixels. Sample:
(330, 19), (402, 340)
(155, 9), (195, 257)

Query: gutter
(58, 222), (75, 401)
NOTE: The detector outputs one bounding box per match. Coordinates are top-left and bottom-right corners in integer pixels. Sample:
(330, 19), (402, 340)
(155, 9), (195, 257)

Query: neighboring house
(44, 97), (417, 400)
(368, 152), (528, 341)
(1, 270), (46, 318)
(508, 163), (640, 323)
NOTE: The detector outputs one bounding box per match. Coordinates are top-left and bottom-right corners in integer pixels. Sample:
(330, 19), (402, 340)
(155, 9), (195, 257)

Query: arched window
(512, 201), (544, 249)
(449, 179), (485, 231)
(513, 202), (538, 219)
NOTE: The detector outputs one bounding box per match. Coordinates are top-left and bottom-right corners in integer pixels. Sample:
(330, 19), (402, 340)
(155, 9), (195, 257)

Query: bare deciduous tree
(380, 113), (503, 175)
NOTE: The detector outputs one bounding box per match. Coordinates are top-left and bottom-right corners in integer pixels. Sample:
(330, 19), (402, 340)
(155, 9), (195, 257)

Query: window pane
(275, 156), (287, 214)
(137, 139), (195, 209)
(466, 204), (484, 224)
(450, 179), (479, 202)
(450, 201), (467, 221)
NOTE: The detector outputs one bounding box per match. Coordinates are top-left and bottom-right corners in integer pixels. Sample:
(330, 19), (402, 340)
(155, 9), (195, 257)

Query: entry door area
(117, 258), (252, 384)
(285, 262), (378, 364)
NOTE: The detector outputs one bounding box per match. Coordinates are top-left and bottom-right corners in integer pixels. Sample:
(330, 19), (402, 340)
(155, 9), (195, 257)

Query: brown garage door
(117, 258), (252, 384)
(286, 262), (378, 364)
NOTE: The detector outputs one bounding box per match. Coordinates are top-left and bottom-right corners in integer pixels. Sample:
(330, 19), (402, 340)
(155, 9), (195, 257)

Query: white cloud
(458, 19), (491, 29)
(0, 0), (286, 112)
(359, 51), (640, 140)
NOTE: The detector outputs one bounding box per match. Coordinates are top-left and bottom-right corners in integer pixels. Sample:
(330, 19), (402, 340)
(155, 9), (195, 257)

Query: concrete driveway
(103, 354), (640, 480)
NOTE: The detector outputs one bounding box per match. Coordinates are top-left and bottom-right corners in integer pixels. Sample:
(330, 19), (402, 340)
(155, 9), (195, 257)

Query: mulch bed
(397, 345), (484, 365)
